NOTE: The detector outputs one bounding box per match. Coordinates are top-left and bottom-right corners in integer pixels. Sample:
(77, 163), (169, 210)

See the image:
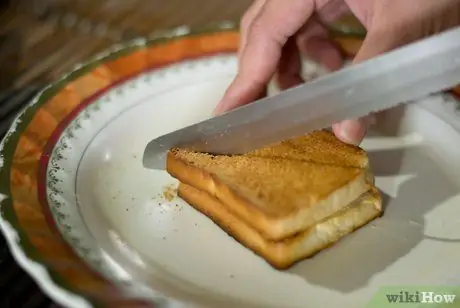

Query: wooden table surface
(2, 1), (460, 96)
(0, 0), (252, 90)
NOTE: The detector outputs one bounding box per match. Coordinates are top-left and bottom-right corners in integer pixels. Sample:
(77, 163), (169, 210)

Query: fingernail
(213, 100), (228, 116)
(212, 106), (221, 116)
(214, 81), (239, 115)
(337, 119), (366, 145)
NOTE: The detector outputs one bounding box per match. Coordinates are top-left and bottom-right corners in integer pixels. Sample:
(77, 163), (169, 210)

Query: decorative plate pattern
(0, 23), (242, 308)
(1, 21), (460, 308)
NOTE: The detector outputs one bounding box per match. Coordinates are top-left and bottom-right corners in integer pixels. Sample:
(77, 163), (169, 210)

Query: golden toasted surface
(166, 130), (375, 239)
(171, 149), (363, 217)
(248, 130), (368, 168)
(169, 130), (368, 217)
(166, 130), (382, 267)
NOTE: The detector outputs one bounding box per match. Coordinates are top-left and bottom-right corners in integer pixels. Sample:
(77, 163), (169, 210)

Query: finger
(214, 0), (315, 115)
(296, 7), (348, 71)
(332, 116), (374, 145)
(333, 29), (399, 144)
(276, 37), (303, 90)
(298, 34), (344, 72)
(316, 0), (350, 22)
(352, 29), (400, 64)
(239, 0), (267, 63)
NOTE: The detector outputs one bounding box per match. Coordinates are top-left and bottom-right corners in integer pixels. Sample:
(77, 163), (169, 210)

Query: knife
(143, 26), (460, 170)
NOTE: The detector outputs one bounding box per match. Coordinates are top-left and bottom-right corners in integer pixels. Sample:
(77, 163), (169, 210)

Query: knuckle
(240, 11), (255, 31)
(246, 16), (265, 39)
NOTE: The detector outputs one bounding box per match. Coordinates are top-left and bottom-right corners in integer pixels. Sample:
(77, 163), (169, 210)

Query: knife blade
(143, 26), (460, 170)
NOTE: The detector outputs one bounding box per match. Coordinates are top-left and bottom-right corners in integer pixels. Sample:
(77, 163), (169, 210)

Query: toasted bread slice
(166, 131), (370, 240)
(248, 130), (369, 168)
(179, 183), (382, 269)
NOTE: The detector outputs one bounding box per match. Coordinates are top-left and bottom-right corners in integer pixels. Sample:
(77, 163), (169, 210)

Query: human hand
(214, 0), (460, 145)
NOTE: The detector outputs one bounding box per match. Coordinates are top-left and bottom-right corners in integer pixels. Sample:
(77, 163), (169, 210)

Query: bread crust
(167, 150), (370, 240)
(166, 131), (382, 269)
(178, 183), (382, 269)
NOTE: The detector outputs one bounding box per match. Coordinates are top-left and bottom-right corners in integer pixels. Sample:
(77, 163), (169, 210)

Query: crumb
(229, 274), (234, 278)
(162, 236), (166, 240)
(125, 208), (129, 212)
(162, 184), (178, 201)
(133, 154), (137, 159)
(194, 223), (197, 227)
(131, 197), (135, 201)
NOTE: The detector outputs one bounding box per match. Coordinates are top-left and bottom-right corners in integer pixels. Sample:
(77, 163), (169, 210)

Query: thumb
(333, 29), (399, 145)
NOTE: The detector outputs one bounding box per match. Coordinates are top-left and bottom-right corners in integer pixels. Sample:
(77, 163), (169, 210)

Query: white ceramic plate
(56, 56), (460, 307)
(1, 26), (460, 308)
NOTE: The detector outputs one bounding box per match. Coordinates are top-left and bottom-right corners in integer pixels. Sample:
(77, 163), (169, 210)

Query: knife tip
(142, 140), (167, 170)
